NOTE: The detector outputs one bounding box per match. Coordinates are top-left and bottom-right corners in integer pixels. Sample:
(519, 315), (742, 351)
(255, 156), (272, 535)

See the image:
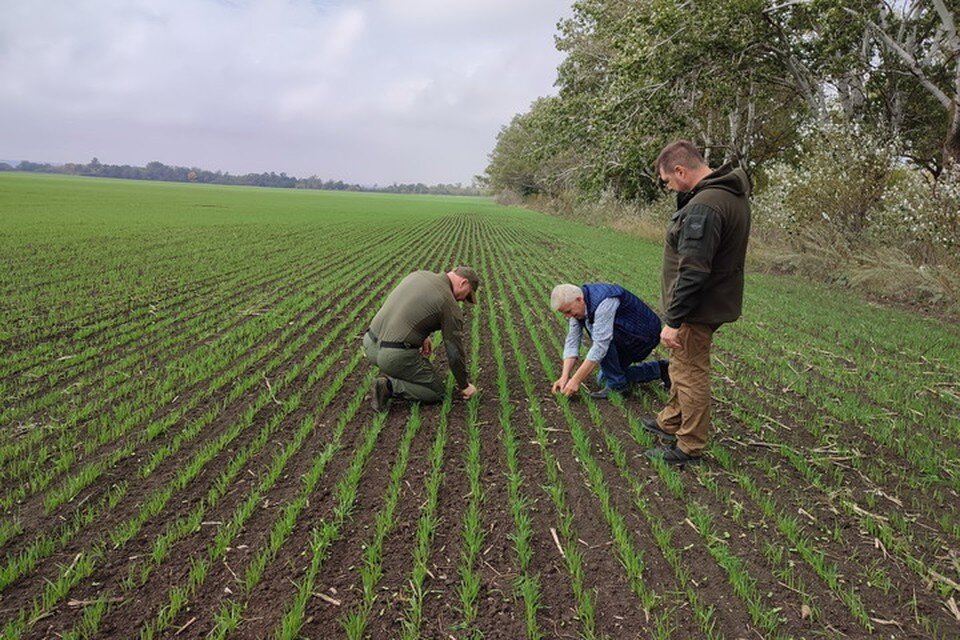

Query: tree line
(482, 0), (960, 202)
(0, 158), (483, 196)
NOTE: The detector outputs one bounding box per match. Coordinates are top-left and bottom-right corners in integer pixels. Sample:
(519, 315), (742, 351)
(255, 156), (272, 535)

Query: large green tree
(485, 0), (958, 200)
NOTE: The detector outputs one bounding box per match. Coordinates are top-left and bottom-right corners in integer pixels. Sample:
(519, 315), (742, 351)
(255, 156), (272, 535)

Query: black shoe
(658, 360), (671, 390)
(589, 385), (630, 400)
(641, 417), (677, 443)
(372, 376), (391, 412)
(644, 443), (701, 466)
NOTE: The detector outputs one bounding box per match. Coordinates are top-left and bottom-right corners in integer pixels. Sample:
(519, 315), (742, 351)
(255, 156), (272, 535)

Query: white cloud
(0, 0), (569, 184)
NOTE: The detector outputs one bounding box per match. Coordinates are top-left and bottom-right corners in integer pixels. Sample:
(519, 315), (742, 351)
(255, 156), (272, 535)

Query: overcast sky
(0, 0), (570, 185)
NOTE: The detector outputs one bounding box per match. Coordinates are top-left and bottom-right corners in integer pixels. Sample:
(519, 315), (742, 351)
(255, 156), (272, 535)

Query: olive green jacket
(369, 271), (468, 388)
(661, 163), (752, 328)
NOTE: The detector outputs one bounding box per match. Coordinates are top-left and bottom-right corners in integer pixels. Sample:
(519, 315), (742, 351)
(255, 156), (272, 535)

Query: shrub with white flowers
(753, 121), (959, 256)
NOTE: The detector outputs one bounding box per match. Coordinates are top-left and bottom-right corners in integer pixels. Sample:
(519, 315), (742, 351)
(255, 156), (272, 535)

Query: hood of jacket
(691, 163), (750, 199)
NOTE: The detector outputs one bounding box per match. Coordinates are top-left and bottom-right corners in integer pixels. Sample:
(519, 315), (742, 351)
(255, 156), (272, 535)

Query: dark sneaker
(372, 376), (391, 412)
(644, 443), (701, 466)
(658, 359), (671, 390)
(589, 385), (630, 400)
(641, 417), (677, 443)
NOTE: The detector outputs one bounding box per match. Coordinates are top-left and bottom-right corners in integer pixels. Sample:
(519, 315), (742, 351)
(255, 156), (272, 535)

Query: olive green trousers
(363, 332), (445, 404)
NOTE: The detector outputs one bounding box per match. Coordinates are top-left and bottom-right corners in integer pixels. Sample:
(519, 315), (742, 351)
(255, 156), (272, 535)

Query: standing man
(364, 266), (479, 411)
(643, 140), (751, 465)
(550, 283), (669, 399)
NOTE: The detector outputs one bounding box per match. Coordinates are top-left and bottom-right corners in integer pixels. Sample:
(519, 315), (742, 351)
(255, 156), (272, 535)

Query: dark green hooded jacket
(661, 163), (751, 328)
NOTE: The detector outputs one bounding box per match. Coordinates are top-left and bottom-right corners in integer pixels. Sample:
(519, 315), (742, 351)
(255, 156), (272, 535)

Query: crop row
(495, 216), (959, 636)
(0, 214), (471, 637)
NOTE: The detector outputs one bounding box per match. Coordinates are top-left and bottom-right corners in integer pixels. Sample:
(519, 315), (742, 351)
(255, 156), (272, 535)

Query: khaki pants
(363, 332), (445, 404)
(658, 323), (718, 456)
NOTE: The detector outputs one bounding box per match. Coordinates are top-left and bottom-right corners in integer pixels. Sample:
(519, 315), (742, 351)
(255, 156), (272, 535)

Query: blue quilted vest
(581, 283), (661, 358)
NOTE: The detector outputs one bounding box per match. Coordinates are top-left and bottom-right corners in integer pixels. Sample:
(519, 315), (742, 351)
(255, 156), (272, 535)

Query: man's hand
(660, 325), (681, 350)
(421, 337), (433, 357)
(561, 378), (581, 397)
(461, 383), (477, 399)
(551, 375), (569, 394)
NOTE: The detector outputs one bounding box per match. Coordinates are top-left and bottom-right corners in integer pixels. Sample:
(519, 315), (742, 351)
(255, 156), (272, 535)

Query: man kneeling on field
(550, 283), (669, 399)
(364, 266), (479, 411)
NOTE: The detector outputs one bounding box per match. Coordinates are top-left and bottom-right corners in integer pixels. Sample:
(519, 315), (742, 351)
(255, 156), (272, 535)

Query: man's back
(370, 270), (461, 346)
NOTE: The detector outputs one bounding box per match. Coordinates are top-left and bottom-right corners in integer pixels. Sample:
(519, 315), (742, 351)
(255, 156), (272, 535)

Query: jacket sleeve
(584, 298), (619, 362)
(441, 304), (469, 388)
(562, 317), (583, 360)
(665, 204), (721, 328)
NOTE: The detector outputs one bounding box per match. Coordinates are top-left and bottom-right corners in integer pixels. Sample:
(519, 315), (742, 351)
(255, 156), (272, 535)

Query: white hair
(550, 284), (582, 310)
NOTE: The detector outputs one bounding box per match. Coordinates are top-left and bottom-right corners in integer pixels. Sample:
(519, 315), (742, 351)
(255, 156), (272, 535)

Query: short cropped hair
(550, 284), (582, 310)
(656, 140), (706, 174)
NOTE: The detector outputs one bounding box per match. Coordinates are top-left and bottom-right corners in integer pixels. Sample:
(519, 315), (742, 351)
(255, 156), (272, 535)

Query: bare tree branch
(854, 9), (952, 108)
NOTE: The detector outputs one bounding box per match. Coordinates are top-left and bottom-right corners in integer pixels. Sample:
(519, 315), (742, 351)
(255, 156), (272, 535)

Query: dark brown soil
(3, 213), (959, 640)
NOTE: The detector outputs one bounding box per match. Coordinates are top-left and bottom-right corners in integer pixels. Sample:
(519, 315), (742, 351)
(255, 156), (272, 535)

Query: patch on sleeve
(685, 213), (706, 239)
(677, 204), (716, 258)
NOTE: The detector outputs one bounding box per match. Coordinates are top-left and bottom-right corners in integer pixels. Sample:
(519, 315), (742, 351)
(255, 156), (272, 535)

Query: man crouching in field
(550, 283), (669, 399)
(364, 266), (479, 411)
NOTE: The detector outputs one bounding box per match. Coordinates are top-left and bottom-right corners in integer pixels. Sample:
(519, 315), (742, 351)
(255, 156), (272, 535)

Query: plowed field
(2, 173), (959, 639)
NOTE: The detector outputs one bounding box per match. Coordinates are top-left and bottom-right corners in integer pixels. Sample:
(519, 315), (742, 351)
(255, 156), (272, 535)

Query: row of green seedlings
(338, 403), (425, 639)
(723, 335), (960, 578)
(0, 236), (244, 374)
(453, 281), (485, 638)
(0, 228), (447, 628)
(506, 214), (946, 623)
(2, 383), (293, 640)
(478, 229), (543, 639)
(742, 279), (960, 438)
(270, 214), (473, 639)
(0, 241), (272, 390)
(206, 374), (384, 638)
(0, 217), (443, 525)
(0, 248), (347, 497)
(494, 221), (801, 638)
(270, 409), (393, 640)
(503, 282), (666, 623)
(397, 380), (455, 640)
(494, 236), (782, 639)
(0, 264), (324, 504)
(0, 219), (428, 506)
(511, 235), (889, 634)
(510, 212), (952, 572)
(136, 359), (373, 640)
(450, 215), (487, 636)
(711, 393), (952, 633)
(595, 395), (723, 639)
(0, 221), (336, 354)
(486, 249), (604, 640)
(598, 290), (956, 625)
(69, 351), (370, 639)
(0, 218), (250, 299)
(211, 219), (471, 638)
(728, 337), (960, 535)
(691, 448), (852, 630)
(1, 326), (368, 638)
(731, 296), (960, 483)
(0, 222), (381, 443)
(0, 231), (316, 411)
